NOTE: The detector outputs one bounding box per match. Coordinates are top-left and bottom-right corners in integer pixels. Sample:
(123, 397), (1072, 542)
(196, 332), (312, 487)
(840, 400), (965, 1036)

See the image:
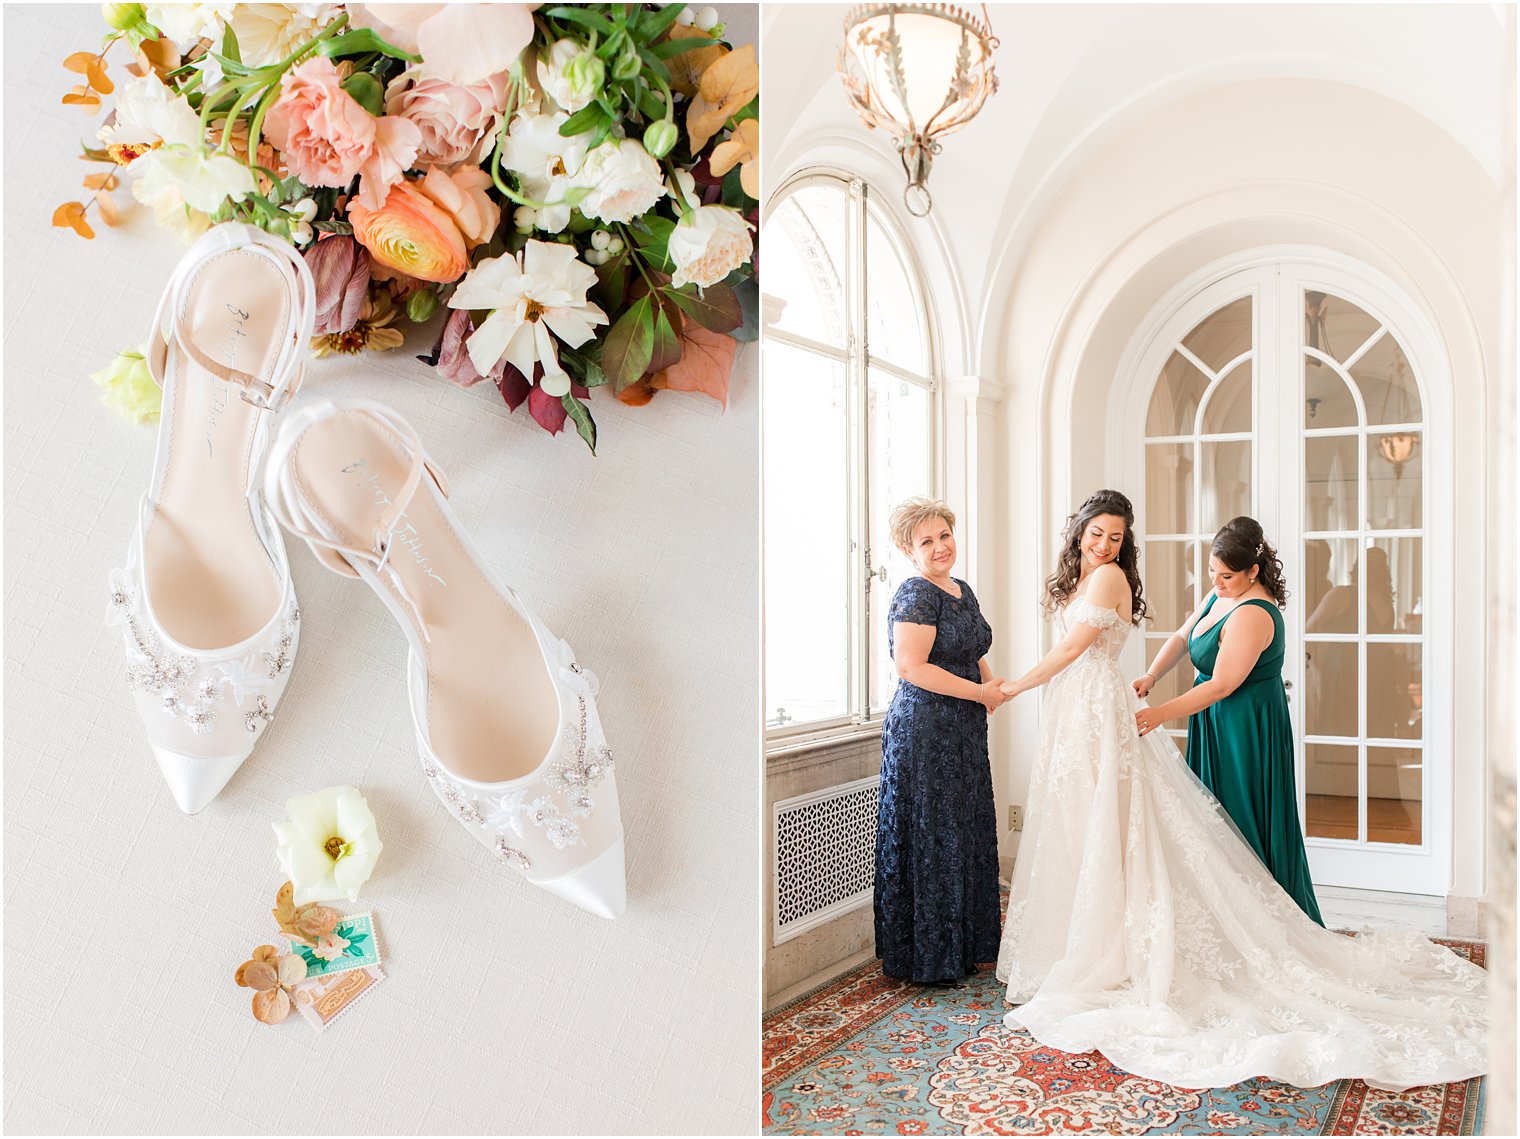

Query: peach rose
(385, 69), (506, 168)
(264, 57), (376, 188)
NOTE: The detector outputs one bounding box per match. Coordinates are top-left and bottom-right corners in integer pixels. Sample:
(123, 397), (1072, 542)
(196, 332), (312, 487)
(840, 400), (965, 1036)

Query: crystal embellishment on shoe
(110, 221), (314, 814)
(263, 398), (627, 918)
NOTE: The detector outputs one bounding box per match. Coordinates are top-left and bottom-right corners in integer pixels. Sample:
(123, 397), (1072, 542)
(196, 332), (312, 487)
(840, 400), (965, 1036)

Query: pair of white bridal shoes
(108, 224), (626, 919)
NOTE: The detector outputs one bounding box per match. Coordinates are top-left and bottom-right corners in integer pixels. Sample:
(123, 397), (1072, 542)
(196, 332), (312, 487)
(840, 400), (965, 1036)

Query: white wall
(765, 4), (1510, 904)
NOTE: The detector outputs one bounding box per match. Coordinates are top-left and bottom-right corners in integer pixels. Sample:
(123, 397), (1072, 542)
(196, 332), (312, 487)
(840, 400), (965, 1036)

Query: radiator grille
(773, 775), (880, 943)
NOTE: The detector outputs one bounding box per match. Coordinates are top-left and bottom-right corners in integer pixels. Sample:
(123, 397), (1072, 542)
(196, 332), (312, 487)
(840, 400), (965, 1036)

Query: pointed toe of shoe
(151, 745), (248, 814)
(536, 837), (627, 919)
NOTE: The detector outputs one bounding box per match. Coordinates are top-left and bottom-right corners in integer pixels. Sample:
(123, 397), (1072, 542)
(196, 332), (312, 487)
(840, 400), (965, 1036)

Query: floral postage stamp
(293, 964), (385, 1034)
(282, 912), (380, 979)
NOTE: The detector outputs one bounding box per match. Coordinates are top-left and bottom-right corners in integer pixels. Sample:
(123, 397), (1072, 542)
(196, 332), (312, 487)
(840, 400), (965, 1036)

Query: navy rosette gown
(874, 576), (1001, 982)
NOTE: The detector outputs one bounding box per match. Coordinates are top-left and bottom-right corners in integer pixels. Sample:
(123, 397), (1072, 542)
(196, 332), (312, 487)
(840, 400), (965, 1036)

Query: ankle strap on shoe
(263, 400), (450, 629)
(146, 223), (316, 413)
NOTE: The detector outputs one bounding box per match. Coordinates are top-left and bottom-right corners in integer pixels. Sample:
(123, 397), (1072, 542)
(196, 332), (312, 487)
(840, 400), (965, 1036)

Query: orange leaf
(740, 160), (758, 200)
(85, 59), (113, 95)
(94, 190), (122, 226)
(83, 171), (119, 191)
(687, 44), (758, 154)
(615, 377), (657, 407)
(63, 51), (96, 74)
(651, 319), (737, 408)
(62, 92), (101, 111)
(51, 201), (95, 239)
(665, 25), (726, 97)
(709, 118), (758, 179)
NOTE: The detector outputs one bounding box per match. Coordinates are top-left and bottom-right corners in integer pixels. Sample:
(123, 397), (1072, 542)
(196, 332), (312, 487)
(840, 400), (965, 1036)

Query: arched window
(762, 172), (937, 739)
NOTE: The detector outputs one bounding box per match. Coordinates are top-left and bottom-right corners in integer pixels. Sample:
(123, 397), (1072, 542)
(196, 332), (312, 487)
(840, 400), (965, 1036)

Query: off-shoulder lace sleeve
(1067, 597), (1124, 630)
(889, 577), (941, 626)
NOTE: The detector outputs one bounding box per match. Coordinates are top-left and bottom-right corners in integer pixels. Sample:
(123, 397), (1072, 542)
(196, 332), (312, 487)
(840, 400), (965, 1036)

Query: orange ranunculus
(348, 179), (470, 284)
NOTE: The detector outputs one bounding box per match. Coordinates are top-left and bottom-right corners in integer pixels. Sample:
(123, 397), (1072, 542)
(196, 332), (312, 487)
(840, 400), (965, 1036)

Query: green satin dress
(1185, 594), (1324, 926)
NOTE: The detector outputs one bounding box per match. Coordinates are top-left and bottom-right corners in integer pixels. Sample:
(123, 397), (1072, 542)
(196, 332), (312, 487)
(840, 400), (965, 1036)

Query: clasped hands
(979, 678), (1024, 714)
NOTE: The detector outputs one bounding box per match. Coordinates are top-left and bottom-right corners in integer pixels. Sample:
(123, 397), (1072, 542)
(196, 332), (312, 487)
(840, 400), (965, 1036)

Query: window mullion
(847, 177), (870, 724)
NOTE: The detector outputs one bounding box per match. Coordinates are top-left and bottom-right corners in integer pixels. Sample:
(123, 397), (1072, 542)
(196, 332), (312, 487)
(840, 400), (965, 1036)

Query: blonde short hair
(889, 496), (956, 553)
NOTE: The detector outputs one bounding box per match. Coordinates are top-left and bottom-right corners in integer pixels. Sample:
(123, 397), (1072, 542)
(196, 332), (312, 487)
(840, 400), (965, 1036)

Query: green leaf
(640, 2), (686, 40)
(342, 72), (383, 116)
(209, 52), (254, 79)
(561, 391), (598, 454)
(543, 5), (617, 35)
(730, 276), (759, 343)
(649, 304), (682, 373)
(593, 253), (628, 312)
(559, 102), (609, 138)
(632, 216), (676, 273)
(635, 86), (667, 122)
(720, 165), (747, 208)
(636, 47), (672, 87)
(648, 36), (719, 60)
(220, 24), (241, 65)
(601, 296), (654, 391)
(664, 283), (743, 335)
(318, 28), (422, 63)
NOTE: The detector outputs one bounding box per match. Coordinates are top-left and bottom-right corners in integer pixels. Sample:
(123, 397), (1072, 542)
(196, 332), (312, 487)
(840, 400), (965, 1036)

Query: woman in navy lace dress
(875, 497), (1006, 982)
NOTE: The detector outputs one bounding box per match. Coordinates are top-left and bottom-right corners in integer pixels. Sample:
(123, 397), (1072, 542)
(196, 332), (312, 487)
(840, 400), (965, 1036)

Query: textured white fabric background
(2, 6), (760, 1133)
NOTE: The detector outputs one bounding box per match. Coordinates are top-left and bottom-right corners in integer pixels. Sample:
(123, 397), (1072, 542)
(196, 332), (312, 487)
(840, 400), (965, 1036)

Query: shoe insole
(143, 250), (288, 649)
(289, 409), (558, 783)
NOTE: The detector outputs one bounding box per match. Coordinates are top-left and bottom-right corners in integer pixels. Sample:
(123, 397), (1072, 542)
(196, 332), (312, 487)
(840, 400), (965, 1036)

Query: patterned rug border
(764, 938), (1488, 1136)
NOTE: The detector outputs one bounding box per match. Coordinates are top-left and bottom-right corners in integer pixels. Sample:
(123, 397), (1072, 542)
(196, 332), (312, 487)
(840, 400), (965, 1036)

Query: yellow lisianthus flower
(91, 345), (161, 425)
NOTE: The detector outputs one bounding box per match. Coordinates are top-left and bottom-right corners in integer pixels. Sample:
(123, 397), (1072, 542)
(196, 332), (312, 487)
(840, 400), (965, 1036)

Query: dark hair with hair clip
(1044, 489), (1148, 624)
(1211, 516), (1289, 607)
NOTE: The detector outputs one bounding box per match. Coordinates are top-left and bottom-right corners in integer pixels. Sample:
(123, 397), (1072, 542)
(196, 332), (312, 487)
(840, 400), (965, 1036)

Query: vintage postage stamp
(293, 964), (385, 1033)
(282, 912), (381, 979)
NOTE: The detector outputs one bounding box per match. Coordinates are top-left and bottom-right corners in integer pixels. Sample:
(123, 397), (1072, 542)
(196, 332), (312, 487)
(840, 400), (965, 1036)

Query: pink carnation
(263, 57), (376, 188)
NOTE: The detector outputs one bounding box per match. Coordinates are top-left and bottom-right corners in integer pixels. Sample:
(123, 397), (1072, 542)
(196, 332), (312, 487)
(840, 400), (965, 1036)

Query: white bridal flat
(262, 399), (627, 919)
(109, 222), (315, 814)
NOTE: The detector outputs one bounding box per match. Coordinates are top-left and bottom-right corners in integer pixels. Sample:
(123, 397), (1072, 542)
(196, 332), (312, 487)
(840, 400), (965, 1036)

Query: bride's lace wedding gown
(995, 598), (1487, 1091)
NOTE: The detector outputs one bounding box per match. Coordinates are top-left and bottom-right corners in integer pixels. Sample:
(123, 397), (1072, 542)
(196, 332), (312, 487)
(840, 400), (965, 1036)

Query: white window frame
(1114, 248), (1452, 894)
(762, 168), (940, 750)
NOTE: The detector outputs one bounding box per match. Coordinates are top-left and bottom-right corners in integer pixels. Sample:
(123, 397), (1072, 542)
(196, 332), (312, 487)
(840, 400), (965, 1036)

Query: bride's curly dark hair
(1211, 517), (1289, 607)
(1044, 489), (1148, 624)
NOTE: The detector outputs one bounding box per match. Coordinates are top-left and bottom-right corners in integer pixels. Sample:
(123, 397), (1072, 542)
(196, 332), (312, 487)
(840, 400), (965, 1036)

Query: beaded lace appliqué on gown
(994, 597), (1486, 1091)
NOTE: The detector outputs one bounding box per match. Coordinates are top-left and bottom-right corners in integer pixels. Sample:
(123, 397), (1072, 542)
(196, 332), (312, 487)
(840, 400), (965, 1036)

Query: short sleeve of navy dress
(875, 575), (1001, 982)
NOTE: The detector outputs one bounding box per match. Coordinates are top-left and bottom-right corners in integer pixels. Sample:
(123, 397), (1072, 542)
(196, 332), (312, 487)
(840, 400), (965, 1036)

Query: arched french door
(1119, 254), (1451, 894)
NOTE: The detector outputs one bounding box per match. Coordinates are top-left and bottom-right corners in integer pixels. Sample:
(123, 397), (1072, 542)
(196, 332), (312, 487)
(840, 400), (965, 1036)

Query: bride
(993, 489), (1486, 1091)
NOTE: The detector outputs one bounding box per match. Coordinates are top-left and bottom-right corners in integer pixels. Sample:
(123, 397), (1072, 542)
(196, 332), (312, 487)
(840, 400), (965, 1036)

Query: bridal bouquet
(58, 3), (759, 452)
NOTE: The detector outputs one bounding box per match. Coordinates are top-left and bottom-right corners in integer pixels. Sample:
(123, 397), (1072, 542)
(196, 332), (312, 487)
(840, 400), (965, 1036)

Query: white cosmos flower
(499, 110), (592, 233)
(449, 241), (607, 397)
(272, 785), (384, 905)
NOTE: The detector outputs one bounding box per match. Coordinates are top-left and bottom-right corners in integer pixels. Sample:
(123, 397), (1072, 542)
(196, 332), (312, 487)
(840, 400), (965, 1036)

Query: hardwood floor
(1306, 795), (1421, 844)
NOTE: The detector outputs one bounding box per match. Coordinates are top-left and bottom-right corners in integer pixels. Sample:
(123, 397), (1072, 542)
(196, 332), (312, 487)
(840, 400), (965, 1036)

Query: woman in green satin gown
(1131, 517), (1323, 925)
